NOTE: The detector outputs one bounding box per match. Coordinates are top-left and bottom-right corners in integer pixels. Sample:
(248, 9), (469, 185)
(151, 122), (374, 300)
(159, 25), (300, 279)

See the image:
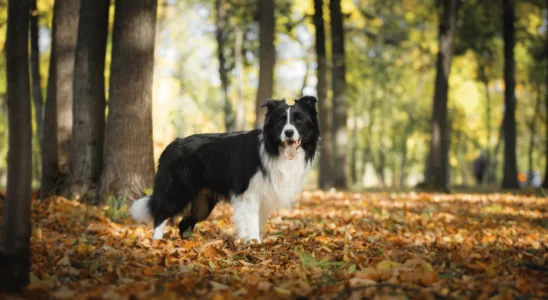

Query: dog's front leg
(232, 194), (261, 243)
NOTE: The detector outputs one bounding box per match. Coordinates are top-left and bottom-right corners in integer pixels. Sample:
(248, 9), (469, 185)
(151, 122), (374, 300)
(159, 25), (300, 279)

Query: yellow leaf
(56, 255), (71, 267)
(355, 267), (381, 281)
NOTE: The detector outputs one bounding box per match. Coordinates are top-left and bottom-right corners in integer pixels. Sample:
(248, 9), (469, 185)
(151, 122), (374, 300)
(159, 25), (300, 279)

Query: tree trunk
(501, 0), (519, 189)
(399, 114), (415, 188)
(480, 67), (495, 184)
(216, 0), (233, 132)
(234, 26), (246, 131)
(300, 55), (310, 96)
(543, 0), (548, 188)
(30, 0), (44, 144)
(314, 0), (334, 189)
(254, 0), (275, 127)
(40, 0), (80, 198)
(0, 0), (32, 292)
(527, 87), (541, 185)
(350, 113), (358, 185)
(69, 0), (109, 199)
(330, 0), (348, 189)
(424, 0), (458, 192)
(99, 0), (157, 201)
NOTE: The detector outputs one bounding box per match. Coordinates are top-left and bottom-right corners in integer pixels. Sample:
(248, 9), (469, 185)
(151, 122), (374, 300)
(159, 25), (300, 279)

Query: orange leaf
(314, 236), (330, 243)
(143, 268), (155, 276)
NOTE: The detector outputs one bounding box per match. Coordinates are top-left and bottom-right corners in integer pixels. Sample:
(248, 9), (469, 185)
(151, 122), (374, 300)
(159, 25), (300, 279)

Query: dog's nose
(284, 129), (294, 138)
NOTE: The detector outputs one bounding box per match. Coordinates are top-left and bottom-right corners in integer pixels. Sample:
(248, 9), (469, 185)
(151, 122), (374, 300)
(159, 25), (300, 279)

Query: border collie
(130, 96), (320, 243)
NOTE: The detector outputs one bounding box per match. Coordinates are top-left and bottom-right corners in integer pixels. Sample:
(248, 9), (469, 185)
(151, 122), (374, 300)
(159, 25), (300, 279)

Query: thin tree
(30, 0), (44, 144)
(542, 0), (548, 188)
(40, 0), (80, 198)
(424, 0), (459, 192)
(330, 0), (348, 189)
(234, 25), (246, 131)
(216, 0), (233, 132)
(314, 0), (334, 189)
(0, 0), (32, 292)
(501, 0), (519, 189)
(69, 0), (110, 199)
(254, 0), (275, 127)
(99, 0), (157, 200)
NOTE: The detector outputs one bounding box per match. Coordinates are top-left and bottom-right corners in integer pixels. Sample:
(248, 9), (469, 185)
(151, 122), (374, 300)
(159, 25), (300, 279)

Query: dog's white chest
(251, 148), (311, 209)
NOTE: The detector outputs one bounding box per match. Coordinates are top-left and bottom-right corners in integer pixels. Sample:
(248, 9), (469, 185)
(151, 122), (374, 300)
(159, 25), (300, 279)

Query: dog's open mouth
(281, 139), (301, 160)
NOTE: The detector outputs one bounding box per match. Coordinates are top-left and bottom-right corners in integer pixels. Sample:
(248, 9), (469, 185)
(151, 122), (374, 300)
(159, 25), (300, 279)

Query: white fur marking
(281, 107), (300, 141)
(153, 219), (168, 240)
(130, 196), (152, 223)
(286, 107), (291, 124)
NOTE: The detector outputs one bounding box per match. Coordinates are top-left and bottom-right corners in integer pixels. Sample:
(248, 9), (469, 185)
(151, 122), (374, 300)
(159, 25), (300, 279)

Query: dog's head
(261, 96), (320, 161)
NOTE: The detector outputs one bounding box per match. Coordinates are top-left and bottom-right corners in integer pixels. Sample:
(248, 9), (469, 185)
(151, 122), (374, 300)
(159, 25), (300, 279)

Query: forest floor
(0, 190), (547, 299)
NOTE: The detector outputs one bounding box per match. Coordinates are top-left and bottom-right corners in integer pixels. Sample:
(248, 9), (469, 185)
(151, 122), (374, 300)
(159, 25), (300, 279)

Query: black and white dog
(130, 96), (320, 243)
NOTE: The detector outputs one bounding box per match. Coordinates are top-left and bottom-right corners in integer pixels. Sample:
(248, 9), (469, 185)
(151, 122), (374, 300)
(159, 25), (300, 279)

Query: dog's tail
(130, 196), (153, 223)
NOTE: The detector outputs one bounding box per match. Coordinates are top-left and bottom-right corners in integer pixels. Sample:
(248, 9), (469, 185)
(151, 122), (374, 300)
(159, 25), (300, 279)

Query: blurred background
(0, 0), (547, 195)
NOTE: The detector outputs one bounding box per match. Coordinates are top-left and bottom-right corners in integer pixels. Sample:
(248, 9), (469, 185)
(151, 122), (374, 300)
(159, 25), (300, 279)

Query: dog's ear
(261, 99), (285, 113)
(295, 96), (318, 111)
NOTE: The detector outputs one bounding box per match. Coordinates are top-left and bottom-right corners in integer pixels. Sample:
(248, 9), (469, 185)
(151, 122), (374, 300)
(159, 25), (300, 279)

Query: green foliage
(105, 196), (129, 223)
(297, 250), (346, 269)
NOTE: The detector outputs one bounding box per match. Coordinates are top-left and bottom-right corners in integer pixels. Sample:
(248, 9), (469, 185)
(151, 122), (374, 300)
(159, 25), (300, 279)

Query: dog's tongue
(283, 140), (301, 160)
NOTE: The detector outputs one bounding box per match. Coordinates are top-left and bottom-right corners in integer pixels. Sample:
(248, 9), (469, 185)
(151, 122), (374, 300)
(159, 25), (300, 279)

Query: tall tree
(40, 0), (80, 198)
(216, 0), (233, 132)
(314, 0), (334, 189)
(69, 0), (110, 199)
(254, 0), (275, 127)
(330, 0), (348, 189)
(30, 0), (44, 144)
(542, 0), (548, 188)
(501, 0), (519, 189)
(424, 0), (459, 192)
(234, 25), (246, 131)
(0, 0), (32, 292)
(99, 0), (157, 200)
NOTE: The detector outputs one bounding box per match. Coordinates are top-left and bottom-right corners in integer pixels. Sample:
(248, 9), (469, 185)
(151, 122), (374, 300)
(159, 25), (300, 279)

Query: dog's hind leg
(153, 218), (169, 240)
(178, 216), (196, 239)
(178, 189), (219, 239)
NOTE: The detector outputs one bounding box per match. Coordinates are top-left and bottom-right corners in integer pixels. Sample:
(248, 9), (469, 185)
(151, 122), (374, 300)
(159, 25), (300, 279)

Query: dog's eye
(295, 118), (303, 125)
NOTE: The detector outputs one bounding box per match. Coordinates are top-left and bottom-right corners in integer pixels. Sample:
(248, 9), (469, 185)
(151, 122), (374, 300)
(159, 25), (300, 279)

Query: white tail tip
(130, 196), (152, 223)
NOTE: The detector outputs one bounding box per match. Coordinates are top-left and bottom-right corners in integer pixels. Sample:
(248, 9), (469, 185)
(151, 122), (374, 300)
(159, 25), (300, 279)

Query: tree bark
(0, 0), (32, 292)
(30, 0), (44, 144)
(69, 0), (109, 199)
(543, 0), (548, 188)
(350, 113), (358, 185)
(314, 0), (334, 189)
(330, 0), (348, 189)
(399, 113), (415, 188)
(40, 0), (80, 198)
(234, 26), (246, 131)
(99, 0), (157, 201)
(479, 66), (495, 184)
(424, 0), (458, 192)
(501, 0), (519, 189)
(527, 86), (541, 185)
(254, 0), (275, 127)
(216, 0), (233, 132)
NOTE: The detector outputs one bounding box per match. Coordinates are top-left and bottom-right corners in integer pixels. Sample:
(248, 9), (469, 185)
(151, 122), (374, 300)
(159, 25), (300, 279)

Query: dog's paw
(180, 228), (193, 239)
(239, 236), (262, 245)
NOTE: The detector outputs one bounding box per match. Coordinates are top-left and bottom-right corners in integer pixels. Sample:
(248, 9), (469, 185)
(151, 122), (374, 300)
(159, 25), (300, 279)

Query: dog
(129, 96), (320, 243)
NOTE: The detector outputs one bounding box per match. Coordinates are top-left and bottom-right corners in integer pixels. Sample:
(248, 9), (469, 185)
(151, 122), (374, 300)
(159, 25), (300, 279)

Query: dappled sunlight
(1, 191), (544, 299)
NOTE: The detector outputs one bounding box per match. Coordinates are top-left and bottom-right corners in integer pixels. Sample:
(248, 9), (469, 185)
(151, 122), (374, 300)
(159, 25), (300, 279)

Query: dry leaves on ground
(0, 190), (547, 299)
